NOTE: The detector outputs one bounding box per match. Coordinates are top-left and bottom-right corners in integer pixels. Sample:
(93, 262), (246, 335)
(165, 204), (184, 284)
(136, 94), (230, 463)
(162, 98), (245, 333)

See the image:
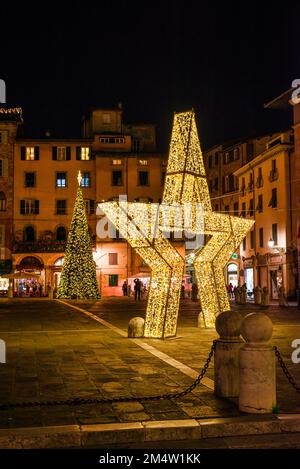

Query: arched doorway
(227, 262), (238, 288)
(16, 256), (44, 297)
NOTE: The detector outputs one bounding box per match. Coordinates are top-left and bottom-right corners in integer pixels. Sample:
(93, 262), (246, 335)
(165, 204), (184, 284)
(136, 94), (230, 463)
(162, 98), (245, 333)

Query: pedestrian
(127, 284), (131, 297)
(122, 281), (128, 296)
(181, 283), (185, 299)
(228, 282), (233, 298)
(191, 282), (198, 301)
(134, 278), (141, 301)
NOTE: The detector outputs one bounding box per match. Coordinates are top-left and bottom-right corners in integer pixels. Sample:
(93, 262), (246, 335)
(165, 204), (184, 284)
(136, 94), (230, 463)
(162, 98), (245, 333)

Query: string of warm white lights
(99, 110), (254, 337)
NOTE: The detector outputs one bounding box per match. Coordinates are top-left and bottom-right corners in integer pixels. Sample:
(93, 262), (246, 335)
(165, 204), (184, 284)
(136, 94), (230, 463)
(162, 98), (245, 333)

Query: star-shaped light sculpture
(99, 110), (254, 338)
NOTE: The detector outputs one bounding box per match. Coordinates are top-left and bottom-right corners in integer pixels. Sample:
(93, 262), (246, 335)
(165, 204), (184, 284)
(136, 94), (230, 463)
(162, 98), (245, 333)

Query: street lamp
(268, 238), (275, 248)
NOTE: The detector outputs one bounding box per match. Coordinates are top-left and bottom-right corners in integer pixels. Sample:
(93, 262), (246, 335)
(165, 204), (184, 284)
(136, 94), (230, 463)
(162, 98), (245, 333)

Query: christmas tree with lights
(57, 172), (100, 299)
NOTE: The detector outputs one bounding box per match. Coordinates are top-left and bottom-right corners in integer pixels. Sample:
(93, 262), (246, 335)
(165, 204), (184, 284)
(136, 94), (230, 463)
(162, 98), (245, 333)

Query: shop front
(15, 256), (44, 296)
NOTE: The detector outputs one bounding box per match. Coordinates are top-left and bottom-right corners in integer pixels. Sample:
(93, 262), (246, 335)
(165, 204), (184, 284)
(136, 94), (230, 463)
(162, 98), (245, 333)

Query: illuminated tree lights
(57, 185), (100, 300)
(99, 111), (253, 337)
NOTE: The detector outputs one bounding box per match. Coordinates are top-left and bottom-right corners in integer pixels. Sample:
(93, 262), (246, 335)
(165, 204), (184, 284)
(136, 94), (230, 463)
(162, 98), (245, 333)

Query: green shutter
(21, 146), (26, 160)
(20, 200), (25, 214)
(34, 200), (39, 214)
(52, 147), (57, 160)
(34, 146), (39, 160)
(66, 146), (71, 160)
(76, 146), (81, 160)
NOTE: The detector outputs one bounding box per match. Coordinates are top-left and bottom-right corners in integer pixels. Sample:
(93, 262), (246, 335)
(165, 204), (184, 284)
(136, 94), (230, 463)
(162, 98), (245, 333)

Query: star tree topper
(99, 111), (254, 338)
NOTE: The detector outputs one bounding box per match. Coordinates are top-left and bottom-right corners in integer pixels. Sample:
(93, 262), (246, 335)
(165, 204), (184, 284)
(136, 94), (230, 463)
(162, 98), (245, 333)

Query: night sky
(1, 1), (298, 149)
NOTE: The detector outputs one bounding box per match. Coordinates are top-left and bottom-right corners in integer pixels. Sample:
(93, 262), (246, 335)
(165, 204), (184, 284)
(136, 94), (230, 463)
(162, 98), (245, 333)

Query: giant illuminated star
(99, 111), (254, 337)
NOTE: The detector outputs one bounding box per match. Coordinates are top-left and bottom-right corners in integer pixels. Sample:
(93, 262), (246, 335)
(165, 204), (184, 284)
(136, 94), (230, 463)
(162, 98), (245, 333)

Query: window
(215, 204), (219, 212)
(234, 148), (240, 160)
(20, 199), (39, 215)
(26, 147), (34, 160)
(249, 198), (254, 216)
(108, 253), (118, 265)
(250, 230), (254, 249)
(112, 159), (122, 165)
(56, 199), (67, 215)
(24, 226), (35, 242)
(138, 159), (148, 166)
(248, 173), (254, 192)
(259, 227), (264, 247)
(0, 192), (6, 211)
(100, 137), (124, 144)
(208, 155), (212, 168)
(138, 171), (149, 186)
(52, 146), (71, 161)
(234, 202), (239, 216)
(25, 172), (35, 188)
(56, 172), (67, 188)
(269, 160), (278, 181)
(257, 167), (263, 188)
(0, 225), (5, 246)
(241, 202), (246, 217)
(81, 172), (90, 187)
(0, 158), (8, 177)
(240, 177), (246, 193)
(214, 177), (219, 190)
(225, 205), (230, 213)
(109, 274), (118, 287)
(214, 152), (219, 165)
(103, 113), (111, 124)
(76, 146), (91, 160)
(209, 179), (213, 192)
(112, 170), (123, 186)
(21, 146), (39, 161)
(132, 139), (140, 152)
(257, 194), (263, 212)
(85, 199), (95, 215)
(56, 226), (67, 242)
(0, 130), (8, 144)
(272, 223), (278, 245)
(268, 188), (277, 208)
(243, 237), (246, 251)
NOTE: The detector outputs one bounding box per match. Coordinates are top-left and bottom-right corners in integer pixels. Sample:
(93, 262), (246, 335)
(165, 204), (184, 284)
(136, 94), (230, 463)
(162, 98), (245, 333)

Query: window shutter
(34, 200), (39, 214)
(20, 200), (25, 214)
(52, 146), (57, 160)
(76, 146), (81, 160)
(90, 147), (95, 160)
(21, 146), (26, 160)
(90, 200), (95, 214)
(66, 146), (71, 160)
(34, 146), (39, 160)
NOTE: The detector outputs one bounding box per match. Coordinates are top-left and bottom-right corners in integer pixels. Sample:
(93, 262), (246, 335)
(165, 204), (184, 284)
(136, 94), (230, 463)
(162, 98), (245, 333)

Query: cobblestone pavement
(0, 297), (299, 430)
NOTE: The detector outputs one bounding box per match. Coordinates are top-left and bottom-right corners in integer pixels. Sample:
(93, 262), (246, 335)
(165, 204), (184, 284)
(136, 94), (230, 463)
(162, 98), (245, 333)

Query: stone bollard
(239, 312), (276, 413)
(214, 311), (243, 398)
(128, 317), (145, 338)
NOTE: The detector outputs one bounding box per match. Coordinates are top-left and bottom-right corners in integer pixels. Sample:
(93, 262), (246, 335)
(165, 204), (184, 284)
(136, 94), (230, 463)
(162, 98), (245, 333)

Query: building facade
(234, 131), (295, 299)
(0, 106), (23, 291)
(1, 106), (187, 296)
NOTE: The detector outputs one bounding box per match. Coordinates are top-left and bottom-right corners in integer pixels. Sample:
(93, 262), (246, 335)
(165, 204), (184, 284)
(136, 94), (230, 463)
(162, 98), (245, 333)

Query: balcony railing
(13, 240), (67, 253)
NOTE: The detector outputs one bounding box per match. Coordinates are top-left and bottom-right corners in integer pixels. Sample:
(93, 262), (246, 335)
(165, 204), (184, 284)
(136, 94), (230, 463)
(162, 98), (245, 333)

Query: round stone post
(239, 312), (276, 413)
(214, 311), (243, 398)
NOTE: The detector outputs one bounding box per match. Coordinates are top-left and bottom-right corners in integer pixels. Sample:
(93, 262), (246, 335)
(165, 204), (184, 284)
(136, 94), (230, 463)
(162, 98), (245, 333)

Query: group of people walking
(122, 279), (147, 300)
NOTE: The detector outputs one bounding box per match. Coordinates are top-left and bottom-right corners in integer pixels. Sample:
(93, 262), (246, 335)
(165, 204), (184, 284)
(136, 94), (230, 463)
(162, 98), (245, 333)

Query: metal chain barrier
(273, 345), (300, 393)
(0, 341), (216, 411)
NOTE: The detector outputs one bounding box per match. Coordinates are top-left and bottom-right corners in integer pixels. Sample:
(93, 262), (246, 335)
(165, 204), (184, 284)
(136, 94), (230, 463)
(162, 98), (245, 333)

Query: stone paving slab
(0, 300), (239, 431)
(0, 415), (299, 449)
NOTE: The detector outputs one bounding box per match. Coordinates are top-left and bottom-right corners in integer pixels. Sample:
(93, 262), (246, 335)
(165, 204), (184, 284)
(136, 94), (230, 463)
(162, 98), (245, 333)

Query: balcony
(13, 240), (67, 253)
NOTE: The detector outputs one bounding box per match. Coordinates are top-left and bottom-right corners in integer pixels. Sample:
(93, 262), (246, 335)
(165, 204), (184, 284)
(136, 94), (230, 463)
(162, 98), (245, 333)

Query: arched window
(56, 226), (67, 242)
(24, 226), (35, 242)
(54, 257), (64, 266)
(0, 192), (6, 211)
